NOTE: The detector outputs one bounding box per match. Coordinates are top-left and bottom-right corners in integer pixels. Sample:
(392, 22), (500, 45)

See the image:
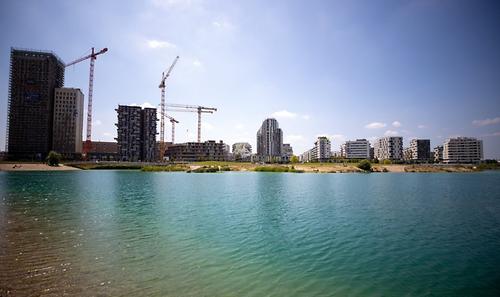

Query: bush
(46, 151), (61, 166)
(254, 166), (304, 173)
(383, 159), (392, 165)
(141, 165), (188, 172)
(357, 159), (372, 171)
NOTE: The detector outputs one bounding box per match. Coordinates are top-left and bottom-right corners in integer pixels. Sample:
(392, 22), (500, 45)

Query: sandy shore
(0, 163), (80, 171)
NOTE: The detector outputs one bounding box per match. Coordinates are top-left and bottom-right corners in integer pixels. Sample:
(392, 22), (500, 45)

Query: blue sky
(1, 0), (499, 158)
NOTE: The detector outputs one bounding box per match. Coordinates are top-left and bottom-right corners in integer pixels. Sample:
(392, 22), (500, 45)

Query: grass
(141, 165), (189, 172)
(69, 163), (142, 170)
(253, 165), (304, 173)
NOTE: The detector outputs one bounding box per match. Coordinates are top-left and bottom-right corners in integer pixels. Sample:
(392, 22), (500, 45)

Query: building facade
(232, 142), (252, 161)
(300, 136), (331, 162)
(407, 139), (431, 162)
(374, 136), (403, 160)
(256, 118), (283, 161)
(282, 143), (294, 162)
(115, 105), (157, 162)
(443, 137), (483, 164)
(7, 48), (65, 158)
(87, 141), (119, 161)
(52, 88), (84, 156)
(341, 139), (370, 159)
(434, 145), (443, 163)
(165, 140), (228, 162)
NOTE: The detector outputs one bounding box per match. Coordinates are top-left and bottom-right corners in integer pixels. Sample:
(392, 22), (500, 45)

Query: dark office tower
(115, 105), (157, 162)
(6, 48), (65, 159)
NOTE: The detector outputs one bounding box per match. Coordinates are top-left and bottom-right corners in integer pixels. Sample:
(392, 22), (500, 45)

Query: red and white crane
(166, 104), (217, 143)
(66, 47), (108, 155)
(159, 56), (179, 160)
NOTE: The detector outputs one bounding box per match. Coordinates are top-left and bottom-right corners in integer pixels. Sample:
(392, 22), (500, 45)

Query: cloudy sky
(1, 0), (499, 158)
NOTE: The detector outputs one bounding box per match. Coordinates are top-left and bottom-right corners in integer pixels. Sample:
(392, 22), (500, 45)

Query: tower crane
(66, 47), (108, 155)
(166, 104), (217, 143)
(159, 56), (179, 160)
(165, 115), (179, 143)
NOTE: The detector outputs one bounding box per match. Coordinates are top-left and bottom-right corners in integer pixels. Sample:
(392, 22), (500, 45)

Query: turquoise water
(1, 171), (500, 296)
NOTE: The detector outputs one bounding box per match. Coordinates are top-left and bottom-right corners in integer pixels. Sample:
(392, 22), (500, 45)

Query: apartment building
(407, 139), (431, 162)
(165, 140), (228, 162)
(443, 137), (483, 163)
(374, 136), (403, 160)
(52, 88), (84, 156)
(341, 139), (370, 159)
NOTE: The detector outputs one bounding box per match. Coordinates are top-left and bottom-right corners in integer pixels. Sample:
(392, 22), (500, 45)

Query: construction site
(5, 47), (226, 162)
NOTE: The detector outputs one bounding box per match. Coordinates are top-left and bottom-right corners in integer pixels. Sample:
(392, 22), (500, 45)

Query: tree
(357, 159), (372, 172)
(46, 151), (61, 166)
(383, 159), (392, 165)
(290, 155), (299, 163)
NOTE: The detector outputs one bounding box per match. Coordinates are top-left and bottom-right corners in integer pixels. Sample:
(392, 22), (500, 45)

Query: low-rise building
(341, 139), (370, 159)
(374, 136), (403, 160)
(165, 140), (228, 162)
(282, 143), (293, 162)
(443, 137), (483, 164)
(87, 141), (118, 161)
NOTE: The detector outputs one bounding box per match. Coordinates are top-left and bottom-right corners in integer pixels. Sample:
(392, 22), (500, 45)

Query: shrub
(46, 151), (61, 166)
(383, 159), (392, 165)
(357, 159), (372, 172)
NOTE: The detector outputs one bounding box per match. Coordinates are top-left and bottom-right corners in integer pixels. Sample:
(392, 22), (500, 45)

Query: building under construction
(165, 140), (229, 162)
(115, 105), (157, 162)
(6, 48), (65, 159)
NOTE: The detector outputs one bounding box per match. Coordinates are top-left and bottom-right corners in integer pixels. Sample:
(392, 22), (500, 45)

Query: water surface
(1, 171), (499, 296)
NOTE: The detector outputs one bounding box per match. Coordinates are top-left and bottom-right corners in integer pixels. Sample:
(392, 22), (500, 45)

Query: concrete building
(408, 139), (431, 162)
(165, 140), (228, 162)
(87, 141), (119, 161)
(6, 48), (65, 159)
(300, 136), (331, 162)
(115, 105), (157, 162)
(282, 143), (294, 162)
(256, 118), (283, 162)
(443, 137), (483, 164)
(374, 136), (403, 160)
(434, 145), (443, 163)
(52, 88), (84, 157)
(341, 139), (370, 159)
(232, 142), (252, 161)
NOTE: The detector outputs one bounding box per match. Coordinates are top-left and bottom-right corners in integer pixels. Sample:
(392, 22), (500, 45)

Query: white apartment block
(300, 136), (331, 162)
(341, 139), (370, 159)
(374, 136), (403, 160)
(443, 137), (483, 164)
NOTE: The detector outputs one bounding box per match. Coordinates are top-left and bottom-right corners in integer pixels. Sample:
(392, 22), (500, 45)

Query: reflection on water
(1, 171), (500, 296)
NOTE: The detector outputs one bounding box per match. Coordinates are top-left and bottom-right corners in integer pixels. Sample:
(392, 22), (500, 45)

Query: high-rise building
(300, 136), (331, 162)
(408, 139), (431, 162)
(7, 48), (65, 158)
(115, 105), (157, 162)
(374, 136), (403, 160)
(256, 118), (283, 161)
(341, 139), (370, 159)
(52, 88), (84, 156)
(443, 137), (483, 164)
(232, 142), (252, 161)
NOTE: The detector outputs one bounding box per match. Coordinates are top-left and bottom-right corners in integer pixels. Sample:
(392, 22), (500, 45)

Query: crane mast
(166, 104), (217, 143)
(159, 56), (179, 161)
(165, 115), (179, 143)
(66, 47), (108, 155)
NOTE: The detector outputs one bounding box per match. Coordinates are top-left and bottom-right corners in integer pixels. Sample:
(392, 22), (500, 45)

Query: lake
(1, 171), (499, 296)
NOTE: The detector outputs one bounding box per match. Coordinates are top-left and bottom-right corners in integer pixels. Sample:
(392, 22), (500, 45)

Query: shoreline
(1, 162), (495, 173)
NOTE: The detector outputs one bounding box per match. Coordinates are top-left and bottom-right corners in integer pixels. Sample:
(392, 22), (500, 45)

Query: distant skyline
(1, 0), (499, 158)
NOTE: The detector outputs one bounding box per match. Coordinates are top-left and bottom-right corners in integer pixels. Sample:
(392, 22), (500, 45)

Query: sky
(1, 0), (499, 158)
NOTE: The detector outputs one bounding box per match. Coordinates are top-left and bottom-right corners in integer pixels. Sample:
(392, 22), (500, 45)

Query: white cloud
(192, 59), (202, 67)
(384, 130), (399, 136)
(212, 20), (234, 29)
(301, 114), (310, 120)
(315, 134), (345, 143)
(284, 134), (304, 143)
(272, 110), (297, 119)
(365, 122), (387, 129)
(392, 121), (402, 128)
(482, 132), (500, 137)
(418, 124), (426, 129)
(472, 117), (500, 126)
(130, 102), (156, 109)
(147, 39), (176, 49)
